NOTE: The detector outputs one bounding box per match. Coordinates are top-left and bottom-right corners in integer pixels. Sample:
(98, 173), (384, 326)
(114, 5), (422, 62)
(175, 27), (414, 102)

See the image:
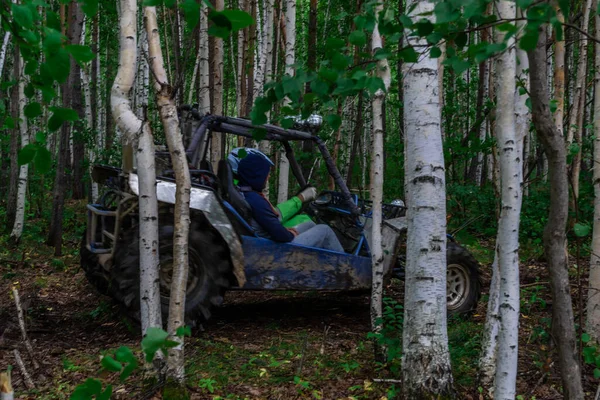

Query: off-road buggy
(81, 106), (481, 322)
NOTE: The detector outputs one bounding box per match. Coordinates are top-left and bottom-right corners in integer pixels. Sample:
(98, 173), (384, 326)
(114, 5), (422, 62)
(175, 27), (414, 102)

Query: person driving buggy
(228, 147), (313, 230)
(235, 150), (344, 252)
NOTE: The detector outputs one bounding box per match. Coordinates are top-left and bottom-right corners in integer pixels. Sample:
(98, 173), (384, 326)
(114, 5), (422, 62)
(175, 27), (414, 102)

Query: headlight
(314, 192), (332, 205)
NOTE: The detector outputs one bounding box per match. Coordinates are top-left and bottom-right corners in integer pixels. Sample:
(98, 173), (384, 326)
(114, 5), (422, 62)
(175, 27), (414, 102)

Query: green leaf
(331, 52), (349, 70)
(24, 102), (42, 119)
(12, 4), (33, 29)
(519, 29), (539, 51)
(48, 107), (79, 131)
(80, 0), (99, 17)
(398, 47), (418, 63)
(101, 356), (123, 372)
(455, 32), (468, 49)
(430, 46), (441, 58)
(525, 97), (532, 111)
(45, 49), (71, 83)
(180, 0), (200, 29)
(326, 38), (345, 51)
(252, 127), (267, 141)
(35, 131), (46, 143)
(365, 77), (385, 94)
(549, 99), (558, 113)
(348, 30), (366, 47)
(115, 347), (138, 382)
(70, 378), (106, 400)
(18, 144), (37, 166)
(310, 79), (329, 96)
(517, 0), (534, 8)
(66, 45), (96, 64)
(415, 19), (433, 36)
(220, 9), (254, 31)
(4, 116), (15, 129)
(574, 223), (591, 237)
(176, 326), (191, 337)
(582, 333), (592, 343)
(207, 25), (230, 39)
(326, 114), (342, 131)
(434, 2), (459, 24)
(518, 87), (527, 96)
(594, 368), (600, 379)
(143, 0), (163, 6)
(141, 327), (178, 363)
(27, 149), (46, 173)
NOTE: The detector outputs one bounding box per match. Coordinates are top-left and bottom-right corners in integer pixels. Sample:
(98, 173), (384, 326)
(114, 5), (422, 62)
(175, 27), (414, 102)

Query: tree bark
(210, 0), (225, 171)
(145, 5), (192, 383)
(277, 0), (296, 203)
(527, 22), (584, 400)
(492, 3), (522, 397)
(10, 54), (28, 243)
(401, 0), (453, 396)
(369, 3), (390, 360)
(112, 0), (162, 336)
(6, 44), (20, 233)
(566, 0), (592, 200)
(199, 1), (210, 115)
(69, 1), (85, 200)
(587, 6), (600, 342)
(0, 32), (10, 79)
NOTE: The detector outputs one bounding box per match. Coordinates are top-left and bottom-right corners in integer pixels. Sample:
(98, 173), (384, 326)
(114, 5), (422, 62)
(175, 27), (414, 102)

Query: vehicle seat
(217, 159), (252, 222)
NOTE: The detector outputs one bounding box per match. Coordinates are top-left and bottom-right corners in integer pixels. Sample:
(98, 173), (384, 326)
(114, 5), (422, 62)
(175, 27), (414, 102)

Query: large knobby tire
(446, 241), (482, 316)
(80, 236), (111, 295)
(110, 218), (231, 324)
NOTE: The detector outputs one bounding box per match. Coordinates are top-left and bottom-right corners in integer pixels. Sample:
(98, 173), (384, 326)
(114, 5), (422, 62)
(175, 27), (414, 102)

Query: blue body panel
(240, 236), (373, 290)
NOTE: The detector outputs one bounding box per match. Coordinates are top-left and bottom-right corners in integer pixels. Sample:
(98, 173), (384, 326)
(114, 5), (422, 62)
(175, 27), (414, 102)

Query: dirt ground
(0, 239), (597, 399)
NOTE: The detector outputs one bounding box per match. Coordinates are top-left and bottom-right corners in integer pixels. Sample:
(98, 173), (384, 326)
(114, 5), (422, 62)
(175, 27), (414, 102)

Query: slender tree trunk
(210, 0), (225, 171)
(277, 0), (296, 203)
(81, 18), (98, 202)
(69, 1), (85, 200)
(145, 5), (191, 384)
(112, 0), (162, 337)
(6, 44), (20, 232)
(10, 54), (28, 243)
(198, 1), (210, 115)
(492, 3), (522, 397)
(528, 23), (584, 400)
(402, 0), (453, 396)
(567, 0), (592, 200)
(369, 3), (390, 358)
(553, 0), (565, 137)
(0, 32), (10, 79)
(587, 7), (600, 342)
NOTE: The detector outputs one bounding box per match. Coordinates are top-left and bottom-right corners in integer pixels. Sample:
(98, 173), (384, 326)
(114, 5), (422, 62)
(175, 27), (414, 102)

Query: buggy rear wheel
(110, 216), (231, 324)
(446, 241), (482, 315)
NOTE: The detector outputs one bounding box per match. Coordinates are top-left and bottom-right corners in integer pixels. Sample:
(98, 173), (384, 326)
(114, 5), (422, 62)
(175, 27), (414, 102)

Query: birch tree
(369, 1), (390, 358)
(145, 5), (192, 383)
(111, 0), (162, 335)
(491, 2), (522, 397)
(402, 0), (453, 395)
(0, 30), (10, 79)
(527, 21), (584, 399)
(566, 0), (592, 200)
(277, 0), (295, 204)
(199, 1), (210, 115)
(587, 7), (600, 341)
(9, 55), (28, 243)
(211, 0), (224, 171)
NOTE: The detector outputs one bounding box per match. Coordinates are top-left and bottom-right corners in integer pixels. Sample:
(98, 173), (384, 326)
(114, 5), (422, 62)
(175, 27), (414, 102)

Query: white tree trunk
(401, 0), (452, 396)
(277, 0), (296, 203)
(112, 0), (162, 336)
(553, 1), (565, 137)
(211, 0), (225, 171)
(587, 10), (600, 341)
(10, 55), (28, 242)
(199, 1), (210, 115)
(80, 18), (99, 202)
(0, 32), (11, 79)
(369, 3), (390, 354)
(236, 0), (245, 117)
(145, 5), (191, 382)
(479, 254), (500, 391)
(515, 18), (530, 196)
(492, 1), (522, 397)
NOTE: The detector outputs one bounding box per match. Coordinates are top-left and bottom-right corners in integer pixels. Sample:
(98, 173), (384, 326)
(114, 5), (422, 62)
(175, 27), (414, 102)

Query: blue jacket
(238, 153), (294, 242)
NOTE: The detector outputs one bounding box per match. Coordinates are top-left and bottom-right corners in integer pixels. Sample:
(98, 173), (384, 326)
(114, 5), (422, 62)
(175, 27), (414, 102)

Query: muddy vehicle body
(81, 107), (481, 322)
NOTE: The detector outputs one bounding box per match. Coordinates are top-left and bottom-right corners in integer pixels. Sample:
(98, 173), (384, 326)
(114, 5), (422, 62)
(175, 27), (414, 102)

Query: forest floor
(0, 203), (598, 399)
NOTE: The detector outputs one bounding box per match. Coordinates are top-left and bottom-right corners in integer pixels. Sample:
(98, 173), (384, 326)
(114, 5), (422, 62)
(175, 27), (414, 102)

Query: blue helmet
(228, 147), (274, 175)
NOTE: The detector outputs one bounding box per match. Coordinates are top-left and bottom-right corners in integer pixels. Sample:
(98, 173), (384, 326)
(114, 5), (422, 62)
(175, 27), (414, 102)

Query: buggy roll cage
(169, 108), (360, 216)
